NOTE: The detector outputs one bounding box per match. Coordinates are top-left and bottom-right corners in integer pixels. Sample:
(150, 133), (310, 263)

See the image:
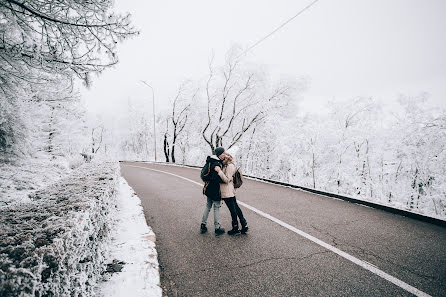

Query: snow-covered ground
(97, 177), (162, 297)
(0, 153), (83, 208)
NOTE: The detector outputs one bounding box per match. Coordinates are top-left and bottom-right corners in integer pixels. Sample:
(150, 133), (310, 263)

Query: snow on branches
(202, 48), (297, 153)
(0, 0), (138, 83)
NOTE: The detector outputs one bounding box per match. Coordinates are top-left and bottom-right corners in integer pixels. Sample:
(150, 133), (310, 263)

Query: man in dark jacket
(200, 146), (226, 235)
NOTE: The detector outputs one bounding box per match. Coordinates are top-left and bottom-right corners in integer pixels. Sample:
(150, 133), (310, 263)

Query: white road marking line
(126, 165), (203, 186)
(122, 164), (432, 297)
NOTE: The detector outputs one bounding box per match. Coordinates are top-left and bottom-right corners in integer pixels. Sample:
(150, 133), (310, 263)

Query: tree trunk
(48, 107), (55, 153)
(163, 134), (170, 162)
(171, 144), (176, 163)
(312, 151), (316, 189)
(91, 129), (95, 154)
(245, 127), (256, 174)
(408, 168), (419, 209)
(171, 133), (177, 163)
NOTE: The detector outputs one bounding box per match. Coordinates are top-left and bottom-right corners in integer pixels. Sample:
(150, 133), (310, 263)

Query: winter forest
(96, 48), (446, 218)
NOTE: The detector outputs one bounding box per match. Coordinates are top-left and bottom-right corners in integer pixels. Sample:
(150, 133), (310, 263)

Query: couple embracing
(200, 146), (248, 236)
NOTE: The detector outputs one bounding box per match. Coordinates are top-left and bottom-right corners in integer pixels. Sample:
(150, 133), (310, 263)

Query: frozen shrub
(0, 162), (119, 297)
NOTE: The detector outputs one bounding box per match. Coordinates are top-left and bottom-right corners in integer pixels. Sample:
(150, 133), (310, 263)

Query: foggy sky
(81, 0), (446, 116)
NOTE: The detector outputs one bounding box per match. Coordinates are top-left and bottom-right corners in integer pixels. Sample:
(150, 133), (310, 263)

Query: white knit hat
(225, 146), (239, 159)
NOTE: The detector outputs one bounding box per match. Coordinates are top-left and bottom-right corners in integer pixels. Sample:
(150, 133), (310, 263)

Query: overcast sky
(81, 0), (446, 116)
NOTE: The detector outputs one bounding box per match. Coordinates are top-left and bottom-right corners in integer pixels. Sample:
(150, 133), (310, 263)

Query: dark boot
(228, 224), (240, 236)
(228, 227), (240, 236)
(241, 224), (249, 234)
(200, 223), (207, 234)
(215, 227), (225, 236)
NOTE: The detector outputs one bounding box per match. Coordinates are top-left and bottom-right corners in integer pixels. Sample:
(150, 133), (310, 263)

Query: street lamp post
(141, 80), (157, 162)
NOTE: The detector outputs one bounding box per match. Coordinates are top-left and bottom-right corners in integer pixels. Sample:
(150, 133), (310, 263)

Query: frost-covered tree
(175, 99), (209, 165)
(235, 92), (302, 181)
(31, 78), (87, 155)
(0, 86), (32, 160)
(334, 98), (379, 194)
(163, 81), (196, 163)
(386, 94), (446, 214)
(0, 0), (137, 161)
(1, 75), (87, 161)
(0, 0), (137, 84)
(202, 47), (295, 153)
(117, 99), (154, 160)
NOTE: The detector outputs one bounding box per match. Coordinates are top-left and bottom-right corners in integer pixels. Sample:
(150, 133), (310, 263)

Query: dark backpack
(233, 167), (243, 188)
(200, 160), (212, 182)
(201, 156), (222, 182)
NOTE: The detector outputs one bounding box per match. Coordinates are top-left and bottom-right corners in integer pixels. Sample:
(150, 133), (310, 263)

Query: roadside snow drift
(97, 177), (162, 297)
(0, 162), (119, 297)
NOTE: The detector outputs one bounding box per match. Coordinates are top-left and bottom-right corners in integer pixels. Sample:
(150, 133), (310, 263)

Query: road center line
(123, 164), (431, 297)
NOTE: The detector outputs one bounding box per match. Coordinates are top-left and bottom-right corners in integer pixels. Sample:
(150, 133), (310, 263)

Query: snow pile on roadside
(97, 177), (162, 297)
(0, 162), (119, 297)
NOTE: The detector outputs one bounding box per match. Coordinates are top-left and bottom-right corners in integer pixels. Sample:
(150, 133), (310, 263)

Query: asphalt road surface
(120, 162), (446, 297)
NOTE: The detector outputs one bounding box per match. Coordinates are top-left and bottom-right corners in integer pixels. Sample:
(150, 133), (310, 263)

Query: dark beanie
(214, 146), (225, 156)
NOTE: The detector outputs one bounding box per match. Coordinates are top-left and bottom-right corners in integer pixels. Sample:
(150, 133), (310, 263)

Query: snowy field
(97, 177), (162, 297)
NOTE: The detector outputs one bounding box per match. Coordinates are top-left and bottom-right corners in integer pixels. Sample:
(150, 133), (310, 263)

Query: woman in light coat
(215, 151), (248, 235)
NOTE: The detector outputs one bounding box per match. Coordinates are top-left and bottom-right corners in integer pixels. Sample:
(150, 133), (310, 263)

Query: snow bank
(97, 177), (161, 297)
(0, 162), (119, 297)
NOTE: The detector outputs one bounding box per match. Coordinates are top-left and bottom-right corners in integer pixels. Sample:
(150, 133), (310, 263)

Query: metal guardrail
(120, 160), (446, 228)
